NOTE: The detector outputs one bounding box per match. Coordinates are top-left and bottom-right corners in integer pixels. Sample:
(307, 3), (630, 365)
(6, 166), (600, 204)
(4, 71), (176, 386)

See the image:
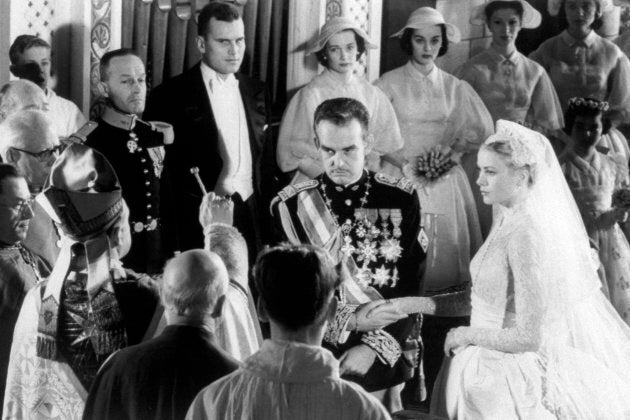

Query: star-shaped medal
(68, 311), (97, 346)
(372, 265), (391, 287)
(380, 238), (403, 262)
(357, 240), (378, 263)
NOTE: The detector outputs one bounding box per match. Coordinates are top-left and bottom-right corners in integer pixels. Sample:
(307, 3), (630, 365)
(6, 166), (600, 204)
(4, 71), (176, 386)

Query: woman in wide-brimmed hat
(530, 0), (630, 159)
(276, 17), (403, 182)
(457, 1), (564, 138)
(374, 7), (493, 401)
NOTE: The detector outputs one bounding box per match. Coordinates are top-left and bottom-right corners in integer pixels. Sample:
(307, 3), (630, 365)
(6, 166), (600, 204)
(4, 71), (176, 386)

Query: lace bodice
(466, 204), (546, 353)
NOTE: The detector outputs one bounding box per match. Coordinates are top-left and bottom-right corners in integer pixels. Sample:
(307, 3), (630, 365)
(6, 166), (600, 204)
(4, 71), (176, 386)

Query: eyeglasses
(0, 197), (36, 214)
(6, 145), (63, 163)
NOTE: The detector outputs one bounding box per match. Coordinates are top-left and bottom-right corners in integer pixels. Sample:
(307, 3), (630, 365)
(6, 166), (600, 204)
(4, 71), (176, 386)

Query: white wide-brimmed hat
(548, 0), (614, 16)
(471, 0), (542, 29)
(306, 17), (378, 56)
(390, 7), (461, 44)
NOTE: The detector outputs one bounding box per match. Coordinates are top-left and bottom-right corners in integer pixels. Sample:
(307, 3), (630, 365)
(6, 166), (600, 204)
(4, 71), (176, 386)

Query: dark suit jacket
(144, 63), (273, 253)
(82, 325), (240, 420)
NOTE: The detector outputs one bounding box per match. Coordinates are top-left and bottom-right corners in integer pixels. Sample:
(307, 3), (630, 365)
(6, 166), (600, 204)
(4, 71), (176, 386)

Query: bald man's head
(161, 250), (229, 322)
(0, 80), (46, 122)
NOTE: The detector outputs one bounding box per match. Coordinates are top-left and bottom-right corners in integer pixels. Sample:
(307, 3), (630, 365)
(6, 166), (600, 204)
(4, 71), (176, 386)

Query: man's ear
(314, 135), (321, 150)
(211, 294), (226, 319)
(97, 80), (109, 98)
(363, 133), (374, 155)
(196, 36), (206, 55)
(256, 297), (269, 322)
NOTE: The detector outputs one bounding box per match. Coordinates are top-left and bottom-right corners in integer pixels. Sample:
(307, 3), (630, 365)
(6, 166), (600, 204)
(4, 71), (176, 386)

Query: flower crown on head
(485, 120), (547, 168)
(568, 97), (610, 112)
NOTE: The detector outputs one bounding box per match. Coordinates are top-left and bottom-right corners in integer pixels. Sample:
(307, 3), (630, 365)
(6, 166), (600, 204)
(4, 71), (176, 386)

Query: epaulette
(374, 173), (415, 194)
(67, 121), (99, 144)
(276, 179), (319, 202)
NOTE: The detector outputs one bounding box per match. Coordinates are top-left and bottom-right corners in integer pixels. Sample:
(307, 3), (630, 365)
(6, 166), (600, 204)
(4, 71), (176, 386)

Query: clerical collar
(101, 105), (138, 131)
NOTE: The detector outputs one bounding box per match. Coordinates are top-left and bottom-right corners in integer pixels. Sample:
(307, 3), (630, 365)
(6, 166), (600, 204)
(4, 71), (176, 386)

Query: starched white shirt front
(200, 62), (253, 200)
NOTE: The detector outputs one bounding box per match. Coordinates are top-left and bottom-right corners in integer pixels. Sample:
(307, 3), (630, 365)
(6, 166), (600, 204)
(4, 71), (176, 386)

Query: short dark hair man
(270, 98), (425, 405)
(82, 48), (172, 274)
(9, 34), (86, 137)
(0, 164), (50, 409)
(83, 249), (239, 420)
(144, 1), (272, 260)
(187, 244), (390, 419)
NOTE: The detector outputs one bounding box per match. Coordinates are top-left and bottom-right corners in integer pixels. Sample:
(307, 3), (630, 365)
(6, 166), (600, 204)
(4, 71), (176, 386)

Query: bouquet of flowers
(406, 146), (456, 184)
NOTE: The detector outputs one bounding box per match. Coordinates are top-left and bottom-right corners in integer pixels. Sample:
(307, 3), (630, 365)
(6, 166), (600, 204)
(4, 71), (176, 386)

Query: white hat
(548, 0), (614, 16)
(390, 7), (461, 44)
(471, 0), (542, 29)
(306, 17), (378, 56)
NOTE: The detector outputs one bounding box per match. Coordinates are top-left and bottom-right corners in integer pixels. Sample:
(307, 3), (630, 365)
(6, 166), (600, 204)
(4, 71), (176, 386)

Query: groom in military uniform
(271, 98), (426, 402)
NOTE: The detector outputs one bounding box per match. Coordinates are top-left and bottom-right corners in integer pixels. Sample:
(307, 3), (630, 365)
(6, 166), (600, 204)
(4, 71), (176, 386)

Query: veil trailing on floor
(491, 120), (630, 417)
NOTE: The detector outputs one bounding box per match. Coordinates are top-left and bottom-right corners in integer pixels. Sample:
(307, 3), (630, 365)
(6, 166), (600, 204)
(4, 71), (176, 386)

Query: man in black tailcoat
(144, 2), (272, 259)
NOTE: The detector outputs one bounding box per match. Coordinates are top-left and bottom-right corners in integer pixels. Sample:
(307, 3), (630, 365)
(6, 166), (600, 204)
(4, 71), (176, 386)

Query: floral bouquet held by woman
(406, 146), (457, 185)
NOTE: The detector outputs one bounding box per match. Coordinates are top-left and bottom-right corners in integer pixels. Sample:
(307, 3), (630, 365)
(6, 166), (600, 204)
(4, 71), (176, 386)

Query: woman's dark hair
(315, 30), (367, 67)
(484, 1), (524, 22)
(399, 24), (449, 57)
(563, 97), (612, 135)
(557, 0), (603, 31)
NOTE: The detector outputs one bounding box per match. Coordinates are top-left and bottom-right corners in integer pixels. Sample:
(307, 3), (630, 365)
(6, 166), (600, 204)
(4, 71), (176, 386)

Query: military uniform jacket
(271, 170), (425, 391)
(84, 109), (165, 273)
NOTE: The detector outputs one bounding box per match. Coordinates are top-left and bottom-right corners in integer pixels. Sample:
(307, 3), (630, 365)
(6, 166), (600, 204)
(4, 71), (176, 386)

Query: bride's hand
(356, 300), (406, 331)
(365, 298), (404, 319)
(444, 327), (470, 357)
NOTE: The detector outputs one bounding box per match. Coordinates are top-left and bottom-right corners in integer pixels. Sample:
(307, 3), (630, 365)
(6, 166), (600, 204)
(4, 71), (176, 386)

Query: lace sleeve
(464, 225), (546, 353)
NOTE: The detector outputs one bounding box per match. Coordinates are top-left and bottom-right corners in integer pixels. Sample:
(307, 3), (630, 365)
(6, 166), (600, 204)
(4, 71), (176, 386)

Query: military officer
(270, 98), (426, 403)
(82, 48), (172, 274)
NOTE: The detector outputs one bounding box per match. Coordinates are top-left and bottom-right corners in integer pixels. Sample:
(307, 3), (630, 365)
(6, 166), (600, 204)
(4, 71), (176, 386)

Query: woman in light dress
(560, 97), (630, 325)
(276, 17), (402, 182)
(374, 7), (493, 402)
(457, 1), (564, 138)
(373, 120), (630, 418)
(530, 0), (630, 159)
(375, 7), (492, 295)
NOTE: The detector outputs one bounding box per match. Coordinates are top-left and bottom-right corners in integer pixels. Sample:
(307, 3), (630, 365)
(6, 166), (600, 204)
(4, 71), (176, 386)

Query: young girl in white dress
(560, 97), (630, 325)
(276, 17), (402, 182)
(457, 1), (564, 138)
(372, 120), (630, 418)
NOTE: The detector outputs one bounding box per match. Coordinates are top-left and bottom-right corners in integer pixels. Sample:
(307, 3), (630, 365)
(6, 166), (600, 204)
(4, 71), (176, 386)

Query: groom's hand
(339, 344), (376, 376)
(355, 300), (406, 331)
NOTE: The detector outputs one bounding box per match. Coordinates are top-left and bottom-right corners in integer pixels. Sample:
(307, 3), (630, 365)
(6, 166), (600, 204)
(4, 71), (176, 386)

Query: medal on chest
(321, 177), (404, 289)
(127, 132), (139, 153)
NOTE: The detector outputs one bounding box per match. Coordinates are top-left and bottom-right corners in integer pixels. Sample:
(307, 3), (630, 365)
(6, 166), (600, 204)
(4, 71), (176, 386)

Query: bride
(373, 120), (630, 418)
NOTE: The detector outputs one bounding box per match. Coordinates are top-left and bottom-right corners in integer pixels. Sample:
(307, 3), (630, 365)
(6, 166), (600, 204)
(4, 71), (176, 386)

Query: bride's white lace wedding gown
(430, 120), (630, 419)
